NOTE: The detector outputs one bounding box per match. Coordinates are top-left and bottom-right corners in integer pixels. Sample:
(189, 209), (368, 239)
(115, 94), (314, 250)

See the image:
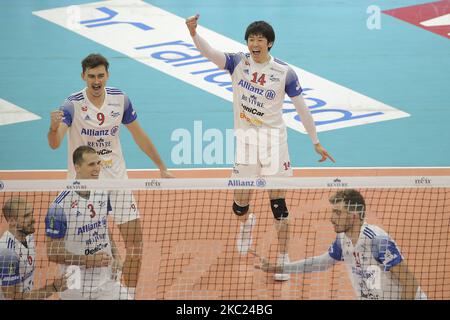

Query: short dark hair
(329, 189), (366, 219)
(2, 197), (27, 221)
(245, 21), (275, 50)
(81, 53), (109, 73)
(73, 145), (97, 166)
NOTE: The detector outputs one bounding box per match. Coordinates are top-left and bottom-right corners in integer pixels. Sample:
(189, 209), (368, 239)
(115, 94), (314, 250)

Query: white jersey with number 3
(61, 87), (137, 179)
(45, 190), (114, 297)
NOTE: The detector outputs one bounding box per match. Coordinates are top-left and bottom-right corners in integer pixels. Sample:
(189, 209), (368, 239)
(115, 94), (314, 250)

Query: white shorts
(60, 280), (132, 300)
(232, 142), (293, 177)
(108, 190), (140, 225)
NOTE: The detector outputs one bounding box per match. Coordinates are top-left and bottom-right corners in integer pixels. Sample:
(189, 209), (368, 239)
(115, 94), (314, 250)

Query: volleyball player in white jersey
(48, 53), (172, 180)
(186, 15), (335, 280)
(47, 54), (173, 294)
(0, 197), (67, 299)
(45, 146), (138, 299)
(257, 189), (427, 300)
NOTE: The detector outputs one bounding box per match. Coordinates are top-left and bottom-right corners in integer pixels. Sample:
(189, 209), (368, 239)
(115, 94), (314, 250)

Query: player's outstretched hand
(255, 257), (271, 272)
(160, 169), (175, 178)
(186, 14), (200, 37)
(249, 249), (274, 273)
(314, 143), (335, 163)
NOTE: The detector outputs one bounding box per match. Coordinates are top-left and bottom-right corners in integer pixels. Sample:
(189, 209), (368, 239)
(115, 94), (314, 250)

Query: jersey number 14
(250, 72), (266, 86)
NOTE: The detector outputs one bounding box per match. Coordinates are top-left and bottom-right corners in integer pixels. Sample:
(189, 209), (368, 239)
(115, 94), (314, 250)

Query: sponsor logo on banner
(383, 1), (450, 39)
(33, 0), (410, 133)
(145, 180), (162, 188)
(255, 178), (267, 187)
(66, 180), (87, 191)
(227, 179), (267, 187)
(327, 178), (349, 188)
(414, 176), (432, 185)
(0, 181), (4, 190)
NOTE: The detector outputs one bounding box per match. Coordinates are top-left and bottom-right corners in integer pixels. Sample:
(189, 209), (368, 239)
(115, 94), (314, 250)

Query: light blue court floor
(0, 0), (449, 171)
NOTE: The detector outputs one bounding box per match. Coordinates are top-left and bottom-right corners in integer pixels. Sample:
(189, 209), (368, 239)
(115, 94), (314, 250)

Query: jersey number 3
(87, 204), (96, 218)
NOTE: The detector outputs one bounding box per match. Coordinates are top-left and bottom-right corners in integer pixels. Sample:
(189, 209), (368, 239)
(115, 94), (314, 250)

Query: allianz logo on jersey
(238, 79), (265, 96)
(77, 216), (107, 235)
(80, 125), (119, 137)
(33, 0), (410, 133)
(81, 128), (109, 136)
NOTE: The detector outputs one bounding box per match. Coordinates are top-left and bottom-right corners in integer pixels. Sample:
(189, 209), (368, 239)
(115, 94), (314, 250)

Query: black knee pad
(270, 198), (289, 220)
(233, 202), (249, 216)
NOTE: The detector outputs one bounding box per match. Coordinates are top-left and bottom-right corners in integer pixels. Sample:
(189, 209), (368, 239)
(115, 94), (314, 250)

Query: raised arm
(186, 14), (226, 69)
(47, 109), (69, 149)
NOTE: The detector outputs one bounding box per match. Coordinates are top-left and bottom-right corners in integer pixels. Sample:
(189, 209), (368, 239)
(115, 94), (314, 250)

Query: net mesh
(0, 177), (449, 300)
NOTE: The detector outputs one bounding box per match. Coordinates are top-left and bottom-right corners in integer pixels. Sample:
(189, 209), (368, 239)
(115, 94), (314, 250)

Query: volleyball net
(0, 176), (449, 300)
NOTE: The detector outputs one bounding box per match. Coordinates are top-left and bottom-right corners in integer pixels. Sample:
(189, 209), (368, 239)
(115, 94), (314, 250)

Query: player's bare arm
(1, 273), (69, 300)
(390, 262), (420, 300)
(118, 219), (143, 289)
(255, 257), (283, 273)
(291, 95), (335, 163)
(109, 227), (123, 280)
(48, 109), (68, 149)
(185, 14), (226, 69)
(125, 120), (174, 178)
